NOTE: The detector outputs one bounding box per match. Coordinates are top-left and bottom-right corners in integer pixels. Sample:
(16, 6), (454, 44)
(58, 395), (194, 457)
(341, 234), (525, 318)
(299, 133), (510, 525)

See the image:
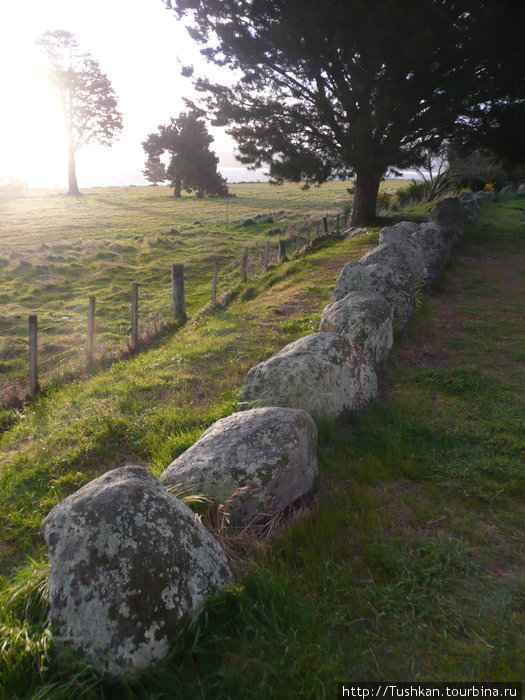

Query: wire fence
(0, 213), (342, 406)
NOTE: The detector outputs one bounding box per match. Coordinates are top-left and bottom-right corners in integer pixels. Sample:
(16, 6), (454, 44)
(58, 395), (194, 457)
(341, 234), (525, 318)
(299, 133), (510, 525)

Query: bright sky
(0, 0), (239, 189)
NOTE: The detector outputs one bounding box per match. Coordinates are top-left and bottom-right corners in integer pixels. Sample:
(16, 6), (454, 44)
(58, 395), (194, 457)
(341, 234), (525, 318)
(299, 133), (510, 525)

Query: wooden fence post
(278, 239), (286, 262)
(212, 257), (219, 305)
(336, 214), (340, 233)
(86, 296), (95, 366)
(29, 314), (39, 396)
(131, 283), (139, 348)
(322, 216), (329, 234)
(171, 263), (185, 320)
(316, 220), (320, 237)
(241, 247), (248, 282)
(264, 240), (270, 270)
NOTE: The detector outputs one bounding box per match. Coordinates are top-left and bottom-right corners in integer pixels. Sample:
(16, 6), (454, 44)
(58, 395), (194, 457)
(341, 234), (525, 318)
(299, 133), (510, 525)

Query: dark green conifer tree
(143, 112), (228, 198)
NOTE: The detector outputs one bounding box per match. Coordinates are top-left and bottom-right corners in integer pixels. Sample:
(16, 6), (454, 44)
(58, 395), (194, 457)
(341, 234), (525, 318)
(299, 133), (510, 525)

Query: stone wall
(41, 189), (495, 679)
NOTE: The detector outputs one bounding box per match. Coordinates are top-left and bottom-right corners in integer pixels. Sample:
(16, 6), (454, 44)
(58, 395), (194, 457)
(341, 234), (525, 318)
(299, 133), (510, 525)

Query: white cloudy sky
(0, 0), (243, 188)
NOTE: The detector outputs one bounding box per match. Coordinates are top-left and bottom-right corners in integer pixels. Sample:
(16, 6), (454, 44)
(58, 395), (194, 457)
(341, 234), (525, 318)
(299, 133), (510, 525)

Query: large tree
(36, 30), (123, 195)
(452, 102), (525, 174)
(142, 111), (228, 198)
(449, 1), (525, 176)
(164, 0), (524, 224)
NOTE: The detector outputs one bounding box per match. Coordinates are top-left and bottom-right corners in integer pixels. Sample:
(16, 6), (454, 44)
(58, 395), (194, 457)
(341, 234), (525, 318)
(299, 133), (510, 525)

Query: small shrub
(376, 192), (392, 211)
(394, 180), (429, 208)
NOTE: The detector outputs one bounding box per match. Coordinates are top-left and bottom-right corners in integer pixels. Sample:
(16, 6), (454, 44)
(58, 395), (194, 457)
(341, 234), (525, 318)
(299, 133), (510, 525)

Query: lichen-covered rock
(378, 221), (420, 242)
(458, 192), (482, 224)
(161, 407), (318, 527)
(41, 466), (231, 679)
(475, 190), (495, 203)
(412, 222), (450, 286)
(239, 332), (377, 418)
(331, 261), (416, 329)
(360, 241), (413, 280)
(431, 197), (463, 249)
(378, 221), (431, 285)
(319, 291), (393, 365)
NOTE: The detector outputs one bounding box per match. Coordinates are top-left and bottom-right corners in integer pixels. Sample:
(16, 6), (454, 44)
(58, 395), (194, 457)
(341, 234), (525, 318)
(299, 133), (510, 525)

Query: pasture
(0, 181), (390, 399)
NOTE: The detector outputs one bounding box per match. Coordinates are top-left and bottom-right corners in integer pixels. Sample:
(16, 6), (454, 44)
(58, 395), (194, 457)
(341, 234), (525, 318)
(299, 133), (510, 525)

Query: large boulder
(475, 190), (495, 204)
(161, 407), (318, 527)
(458, 192), (482, 223)
(331, 261), (416, 329)
(378, 221), (420, 241)
(239, 332), (377, 418)
(412, 222), (450, 286)
(430, 197), (463, 249)
(359, 241), (413, 280)
(41, 466), (231, 679)
(500, 184), (515, 196)
(379, 221), (447, 287)
(319, 291), (393, 365)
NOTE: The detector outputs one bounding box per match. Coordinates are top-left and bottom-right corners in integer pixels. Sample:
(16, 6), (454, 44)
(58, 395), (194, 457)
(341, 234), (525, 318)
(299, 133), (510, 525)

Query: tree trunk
(173, 173), (182, 198)
(350, 169), (381, 226)
(67, 131), (80, 196)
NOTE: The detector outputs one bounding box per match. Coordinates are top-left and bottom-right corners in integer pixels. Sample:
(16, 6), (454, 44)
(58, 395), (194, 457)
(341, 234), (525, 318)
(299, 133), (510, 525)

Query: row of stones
(40, 191), (489, 679)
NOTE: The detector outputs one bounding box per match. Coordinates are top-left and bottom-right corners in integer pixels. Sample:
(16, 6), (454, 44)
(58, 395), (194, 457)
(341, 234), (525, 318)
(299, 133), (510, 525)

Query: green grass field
(0, 181), (410, 403)
(0, 182), (348, 398)
(0, 187), (523, 697)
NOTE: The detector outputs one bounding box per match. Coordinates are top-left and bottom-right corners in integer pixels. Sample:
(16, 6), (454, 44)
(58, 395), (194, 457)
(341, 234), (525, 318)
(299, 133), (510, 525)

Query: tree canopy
(165, 0), (525, 223)
(36, 30), (123, 195)
(142, 112), (228, 198)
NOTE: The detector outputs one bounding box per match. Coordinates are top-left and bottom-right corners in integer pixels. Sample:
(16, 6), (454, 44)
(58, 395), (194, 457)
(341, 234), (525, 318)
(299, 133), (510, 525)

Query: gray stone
(41, 466), (231, 679)
(239, 332), (377, 418)
(331, 260), (416, 329)
(360, 241), (413, 280)
(500, 184), (515, 196)
(431, 197), (463, 249)
(516, 184), (525, 196)
(161, 407), (318, 527)
(412, 222), (450, 286)
(474, 190), (493, 203)
(378, 221), (420, 242)
(379, 220), (448, 287)
(319, 291), (393, 365)
(459, 192), (482, 223)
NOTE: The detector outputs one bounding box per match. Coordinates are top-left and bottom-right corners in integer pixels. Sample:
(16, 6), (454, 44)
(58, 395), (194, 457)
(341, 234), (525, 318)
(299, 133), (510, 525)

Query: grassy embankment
(0, 187), (523, 697)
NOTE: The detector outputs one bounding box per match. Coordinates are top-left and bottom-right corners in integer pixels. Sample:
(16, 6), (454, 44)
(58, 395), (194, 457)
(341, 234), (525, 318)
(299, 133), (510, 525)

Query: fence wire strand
(39, 346), (82, 369)
(40, 318), (76, 332)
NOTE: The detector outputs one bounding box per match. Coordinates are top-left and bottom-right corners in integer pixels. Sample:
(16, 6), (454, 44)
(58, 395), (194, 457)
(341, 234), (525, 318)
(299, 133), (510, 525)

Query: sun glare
(0, 37), (66, 189)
